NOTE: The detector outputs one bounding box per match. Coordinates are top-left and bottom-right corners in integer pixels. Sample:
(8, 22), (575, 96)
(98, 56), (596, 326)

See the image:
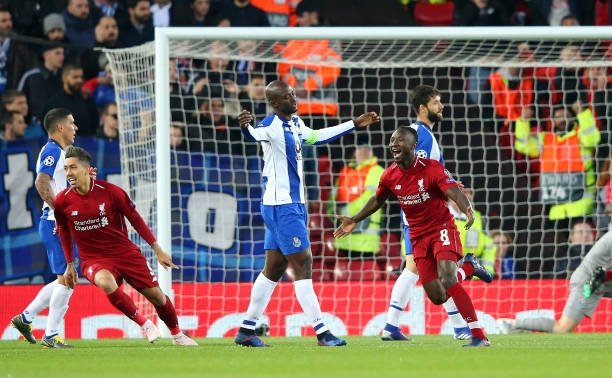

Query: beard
(426, 108), (442, 124)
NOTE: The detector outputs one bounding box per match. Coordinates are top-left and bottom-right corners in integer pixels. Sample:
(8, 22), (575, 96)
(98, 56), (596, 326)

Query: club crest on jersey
(293, 236), (302, 248)
(43, 155), (55, 166)
(99, 203), (106, 216)
(418, 178), (425, 192)
(416, 149), (428, 158)
(395, 184), (401, 190)
(71, 210), (78, 216)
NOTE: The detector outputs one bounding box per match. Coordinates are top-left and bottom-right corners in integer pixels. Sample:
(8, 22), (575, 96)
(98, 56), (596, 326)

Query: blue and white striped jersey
(242, 114), (355, 205)
(36, 139), (67, 221)
(402, 121), (444, 226)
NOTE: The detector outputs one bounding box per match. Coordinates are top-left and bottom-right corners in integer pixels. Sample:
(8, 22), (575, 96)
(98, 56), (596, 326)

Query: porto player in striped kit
(335, 126), (491, 347)
(55, 146), (197, 346)
(234, 80), (380, 347)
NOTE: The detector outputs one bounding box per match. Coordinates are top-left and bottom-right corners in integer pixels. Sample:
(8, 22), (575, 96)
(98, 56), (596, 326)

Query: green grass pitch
(1, 334), (609, 378)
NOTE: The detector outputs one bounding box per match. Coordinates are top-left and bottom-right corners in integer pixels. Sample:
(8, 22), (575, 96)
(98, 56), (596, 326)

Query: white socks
(45, 284), (73, 337)
(294, 279), (328, 335)
(22, 279), (58, 322)
(442, 297), (467, 328)
(241, 273), (277, 330)
(385, 268), (419, 327)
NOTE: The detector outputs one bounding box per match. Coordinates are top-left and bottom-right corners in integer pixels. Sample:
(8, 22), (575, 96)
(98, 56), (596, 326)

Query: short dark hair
(0, 110), (18, 127)
(410, 85), (440, 115)
(61, 63), (82, 77)
(1, 89), (26, 106)
(398, 125), (418, 144)
(43, 108), (72, 133)
(65, 146), (92, 166)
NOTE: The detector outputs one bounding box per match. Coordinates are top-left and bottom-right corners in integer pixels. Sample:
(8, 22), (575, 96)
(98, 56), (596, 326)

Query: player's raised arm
(445, 186), (474, 230)
(334, 194), (387, 238)
(354, 112), (381, 128)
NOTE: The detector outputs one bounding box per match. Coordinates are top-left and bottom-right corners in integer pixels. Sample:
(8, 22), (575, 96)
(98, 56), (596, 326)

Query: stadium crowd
(1, 0), (612, 283)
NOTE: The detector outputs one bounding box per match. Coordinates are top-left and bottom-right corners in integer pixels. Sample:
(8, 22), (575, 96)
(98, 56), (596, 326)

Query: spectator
(221, 0), (270, 27)
(488, 64), (534, 123)
(170, 121), (186, 150)
(151, 0), (173, 27)
(17, 45), (65, 120)
(0, 7), (35, 94)
(62, 0), (100, 47)
(1, 89), (44, 139)
(231, 39), (276, 86)
(447, 187), (497, 275)
(555, 219), (596, 277)
(295, 0), (323, 27)
(238, 73), (268, 121)
(81, 16), (121, 80)
(453, 0), (509, 26)
(42, 13), (67, 42)
(514, 103), (601, 222)
(44, 64), (99, 136)
(328, 144), (384, 261)
(0, 110), (26, 141)
(553, 45), (588, 109)
(250, 0), (298, 26)
(187, 96), (242, 155)
(82, 63), (116, 109)
(119, 0), (154, 48)
(96, 101), (119, 140)
(171, 0), (215, 26)
(491, 229), (515, 279)
(192, 41), (240, 115)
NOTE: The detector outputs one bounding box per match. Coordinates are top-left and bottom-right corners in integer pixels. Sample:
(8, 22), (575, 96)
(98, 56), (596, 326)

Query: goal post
(105, 26), (612, 336)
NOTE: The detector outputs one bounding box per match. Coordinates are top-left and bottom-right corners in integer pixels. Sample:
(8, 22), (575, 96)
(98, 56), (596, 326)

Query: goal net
(105, 27), (612, 337)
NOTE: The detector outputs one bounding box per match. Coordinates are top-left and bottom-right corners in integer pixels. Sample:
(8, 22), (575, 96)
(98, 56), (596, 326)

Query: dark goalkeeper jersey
(376, 158), (458, 238)
(55, 179), (156, 263)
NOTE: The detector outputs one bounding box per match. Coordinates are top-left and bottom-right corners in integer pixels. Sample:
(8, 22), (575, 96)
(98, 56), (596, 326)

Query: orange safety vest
(488, 72), (533, 121)
(277, 40), (341, 116)
(336, 161), (378, 202)
(540, 132), (584, 173)
(250, 0), (300, 26)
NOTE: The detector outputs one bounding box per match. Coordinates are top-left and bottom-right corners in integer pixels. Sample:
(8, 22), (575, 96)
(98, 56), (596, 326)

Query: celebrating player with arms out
(334, 126), (492, 347)
(234, 80), (380, 347)
(55, 146), (197, 346)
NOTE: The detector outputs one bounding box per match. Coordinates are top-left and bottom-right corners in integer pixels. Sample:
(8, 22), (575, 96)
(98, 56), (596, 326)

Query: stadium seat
(413, 1), (454, 27)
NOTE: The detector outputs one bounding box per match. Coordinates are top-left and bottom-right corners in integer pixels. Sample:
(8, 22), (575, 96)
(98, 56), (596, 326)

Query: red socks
(446, 283), (486, 339)
(107, 289), (146, 326)
(155, 295), (181, 335)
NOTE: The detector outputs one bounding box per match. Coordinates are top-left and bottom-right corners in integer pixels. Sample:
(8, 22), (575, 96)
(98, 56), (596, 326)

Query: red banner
(1, 280), (610, 340)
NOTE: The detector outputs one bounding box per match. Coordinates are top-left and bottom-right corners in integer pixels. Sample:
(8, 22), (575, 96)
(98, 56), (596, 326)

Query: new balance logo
(395, 185), (401, 190)
(71, 211), (78, 216)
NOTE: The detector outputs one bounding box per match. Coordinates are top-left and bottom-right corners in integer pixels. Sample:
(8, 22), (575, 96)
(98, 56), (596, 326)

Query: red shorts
(411, 225), (463, 284)
(81, 251), (159, 291)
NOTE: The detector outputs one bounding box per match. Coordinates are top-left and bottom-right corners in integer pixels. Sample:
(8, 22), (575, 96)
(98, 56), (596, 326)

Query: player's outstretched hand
(464, 207), (475, 230)
(152, 243), (179, 270)
(333, 215), (357, 238)
(238, 109), (254, 128)
(354, 112), (380, 128)
(64, 263), (78, 289)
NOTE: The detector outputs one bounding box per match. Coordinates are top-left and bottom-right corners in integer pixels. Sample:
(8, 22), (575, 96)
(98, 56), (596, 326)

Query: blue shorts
(261, 203), (310, 255)
(403, 224), (414, 255)
(39, 219), (78, 274)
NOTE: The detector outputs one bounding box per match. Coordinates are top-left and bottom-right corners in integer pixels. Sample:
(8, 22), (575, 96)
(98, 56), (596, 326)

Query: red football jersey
(55, 179), (156, 263)
(377, 158), (458, 238)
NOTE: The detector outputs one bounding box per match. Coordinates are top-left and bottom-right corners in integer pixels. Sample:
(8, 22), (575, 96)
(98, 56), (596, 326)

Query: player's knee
(427, 291), (446, 305)
(439, 273), (458, 291)
(95, 277), (117, 293)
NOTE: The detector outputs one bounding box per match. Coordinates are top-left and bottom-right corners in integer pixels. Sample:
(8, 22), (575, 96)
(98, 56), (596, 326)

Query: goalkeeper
(497, 229), (612, 334)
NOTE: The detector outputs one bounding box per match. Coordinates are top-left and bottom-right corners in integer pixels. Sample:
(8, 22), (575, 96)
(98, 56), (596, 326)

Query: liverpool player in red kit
(55, 146), (197, 346)
(334, 126), (492, 347)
